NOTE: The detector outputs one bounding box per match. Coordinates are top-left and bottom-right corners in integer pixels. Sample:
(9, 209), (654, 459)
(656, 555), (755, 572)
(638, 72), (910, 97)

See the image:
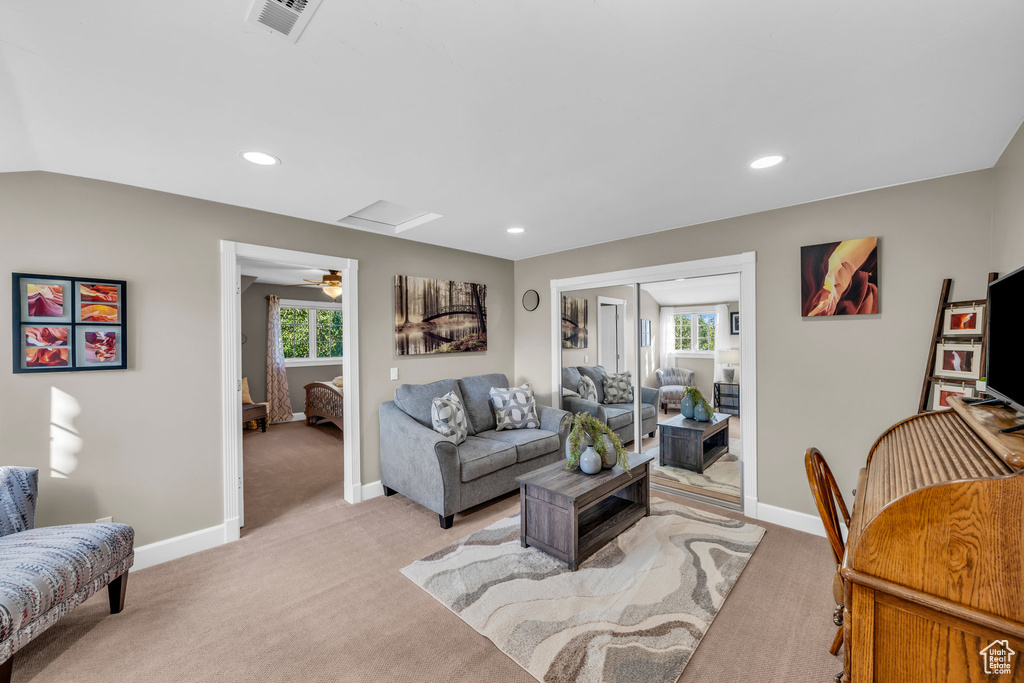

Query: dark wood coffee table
(658, 412), (729, 473)
(516, 452), (654, 571)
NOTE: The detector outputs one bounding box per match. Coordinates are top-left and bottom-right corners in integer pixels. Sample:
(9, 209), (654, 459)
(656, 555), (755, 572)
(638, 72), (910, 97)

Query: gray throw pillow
(489, 384), (540, 431)
(431, 390), (468, 444)
(578, 375), (598, 402)
(602, 371), (634, 404)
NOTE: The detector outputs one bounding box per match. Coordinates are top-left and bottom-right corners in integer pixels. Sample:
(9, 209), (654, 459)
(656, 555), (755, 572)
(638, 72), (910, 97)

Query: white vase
(579, 447), (602, 474)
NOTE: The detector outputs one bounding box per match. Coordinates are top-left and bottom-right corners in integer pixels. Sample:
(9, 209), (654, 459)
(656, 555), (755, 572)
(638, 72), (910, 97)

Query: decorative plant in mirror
(565, 413), (630, 474)
(686, 387), (714, 422)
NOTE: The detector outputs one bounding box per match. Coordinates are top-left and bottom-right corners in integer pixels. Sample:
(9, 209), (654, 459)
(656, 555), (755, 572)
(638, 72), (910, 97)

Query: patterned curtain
(266, 295), (293, 423)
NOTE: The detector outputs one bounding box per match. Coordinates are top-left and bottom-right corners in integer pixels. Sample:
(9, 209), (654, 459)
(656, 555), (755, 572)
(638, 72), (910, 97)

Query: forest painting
(561, 295), (588, 349)
(395, 275), (487, 355)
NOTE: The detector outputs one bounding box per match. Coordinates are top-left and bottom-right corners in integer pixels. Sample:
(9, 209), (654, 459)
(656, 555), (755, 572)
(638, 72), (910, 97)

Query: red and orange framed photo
(929, 382), (977, 411)
(13, 273), (127, 373)
(942, 304), (985, 337)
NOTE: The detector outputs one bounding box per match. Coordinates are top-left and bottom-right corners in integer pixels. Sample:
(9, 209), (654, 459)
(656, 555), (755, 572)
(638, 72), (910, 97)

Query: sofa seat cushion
(475, 429), (560, 463)
(457, 373), (509, 435)
(602, 407), (633, 430)
(0, 523), (134, 645)
(395, 379), (466, 431)
(457, 436), (517, 482)
(658, 385), (688, 404)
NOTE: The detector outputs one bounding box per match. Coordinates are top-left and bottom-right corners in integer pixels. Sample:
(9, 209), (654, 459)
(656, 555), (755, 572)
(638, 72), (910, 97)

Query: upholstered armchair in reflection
(0, 466), (135, 683)
(655, 367), (696, 412)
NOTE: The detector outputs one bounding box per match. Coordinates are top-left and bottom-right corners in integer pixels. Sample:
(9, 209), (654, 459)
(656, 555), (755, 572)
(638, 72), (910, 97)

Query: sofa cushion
(578, 375), (598, 402)
(0, 523), (134, 644)
(431, 390), (469, 445)
(561, 366), (581, 394)
(577, 366), (607, 404)
(602, 370), (634, 404)
(457, 436), (517, 482)
(475, 428), (560, 463)
(489, 384), (540, 431)
(395, 379), (464, 430)
(602, 406), (633, 431)
(604, 402), (657, 424)
(457, 373), (509, 435)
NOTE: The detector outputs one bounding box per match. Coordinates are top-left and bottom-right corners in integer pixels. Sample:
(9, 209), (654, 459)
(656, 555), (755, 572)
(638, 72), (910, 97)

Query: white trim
(221, 242), (363, 544)
(284, 357), (344, 367)
(289, 412), (306, 423)
(279, 298), (344, 311)
(550, 251), (757, 516)
(132, 523), (232, 571)
(747, 500), (826, 538)
(361, 480), (385, 500)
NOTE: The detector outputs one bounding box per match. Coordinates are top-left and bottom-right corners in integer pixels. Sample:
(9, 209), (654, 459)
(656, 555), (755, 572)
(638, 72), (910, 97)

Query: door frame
(220, 240), (362, 542)
(550, 251), (757, 515)
(596, 295), (626, 372)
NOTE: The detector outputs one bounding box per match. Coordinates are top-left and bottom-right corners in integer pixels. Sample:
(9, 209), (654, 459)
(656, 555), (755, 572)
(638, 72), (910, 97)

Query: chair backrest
(0, 466), (39, 537)
(804, 448), (851, 568)
(656, 367), (694, 388)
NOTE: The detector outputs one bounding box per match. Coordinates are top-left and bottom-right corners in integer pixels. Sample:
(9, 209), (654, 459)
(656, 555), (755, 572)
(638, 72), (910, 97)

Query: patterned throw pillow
(602, 371), (634, 404)
(578, 375), (598, 402)
(489, 384), (540, 431)
(431, 391), (468, 444)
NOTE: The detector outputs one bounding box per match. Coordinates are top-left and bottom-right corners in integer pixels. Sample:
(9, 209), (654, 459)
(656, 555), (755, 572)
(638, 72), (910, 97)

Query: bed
(303, 381), (344, 432)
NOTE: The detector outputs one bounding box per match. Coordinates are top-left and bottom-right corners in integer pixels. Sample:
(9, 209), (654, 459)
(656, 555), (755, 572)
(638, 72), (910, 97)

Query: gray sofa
(380, 373), (570, 529)
(561, 365), (657, 445)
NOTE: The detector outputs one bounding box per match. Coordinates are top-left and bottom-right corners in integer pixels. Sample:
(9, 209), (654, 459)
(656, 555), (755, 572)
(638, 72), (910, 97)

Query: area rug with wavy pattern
(401, 499), (765, 683)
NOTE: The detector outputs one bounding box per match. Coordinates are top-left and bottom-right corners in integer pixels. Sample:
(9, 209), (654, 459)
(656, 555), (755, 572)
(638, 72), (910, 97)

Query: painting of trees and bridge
(395, 275), (487, 355)
(561, 295), (588, 349)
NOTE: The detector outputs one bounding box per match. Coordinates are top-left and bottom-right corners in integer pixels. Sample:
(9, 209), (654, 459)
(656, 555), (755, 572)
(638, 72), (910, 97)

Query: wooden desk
(516, 452), (653, 571)
(657, 412), (729, 473)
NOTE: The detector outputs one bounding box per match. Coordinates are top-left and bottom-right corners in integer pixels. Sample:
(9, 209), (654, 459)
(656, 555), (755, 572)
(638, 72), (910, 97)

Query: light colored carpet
(648, 440), (742, 502)
(403, 501), (764, 683)
(10, 421), (843, 683)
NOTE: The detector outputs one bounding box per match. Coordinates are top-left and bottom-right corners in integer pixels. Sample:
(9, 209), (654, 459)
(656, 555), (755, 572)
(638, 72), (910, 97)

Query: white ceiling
(2, 1), (1023, 261)
(643, 274), (739, 307)
(239, 259), (330, 287)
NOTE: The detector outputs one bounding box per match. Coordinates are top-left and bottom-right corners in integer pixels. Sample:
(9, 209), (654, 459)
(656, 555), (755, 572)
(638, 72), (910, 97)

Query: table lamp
(716, 348), (740, 383)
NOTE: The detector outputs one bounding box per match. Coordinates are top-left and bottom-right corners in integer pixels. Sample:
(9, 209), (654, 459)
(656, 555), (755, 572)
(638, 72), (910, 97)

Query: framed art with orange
(12, 273), (127, 373)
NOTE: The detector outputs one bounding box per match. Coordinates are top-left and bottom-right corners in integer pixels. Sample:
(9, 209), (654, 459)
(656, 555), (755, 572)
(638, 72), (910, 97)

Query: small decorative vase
(693, 401), (711, 422)
(580, 447), (602, 474)
(680, 392), (695, 419)
(599, 436), (617, 469)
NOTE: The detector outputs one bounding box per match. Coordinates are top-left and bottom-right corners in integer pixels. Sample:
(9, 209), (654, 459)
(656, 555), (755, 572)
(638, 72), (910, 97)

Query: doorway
(220, 241), (361, 543)
(597, 296), (626, 372)
(550, 252), (757, 515)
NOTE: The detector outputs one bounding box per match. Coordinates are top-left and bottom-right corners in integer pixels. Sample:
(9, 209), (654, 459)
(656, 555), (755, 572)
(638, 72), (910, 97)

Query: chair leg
(108, 572), (128, 614)
(383, 486), (396, 497)
(439, 514), (454, 529)
(0, 655), (12, 683)
(829, 625), (843, 656)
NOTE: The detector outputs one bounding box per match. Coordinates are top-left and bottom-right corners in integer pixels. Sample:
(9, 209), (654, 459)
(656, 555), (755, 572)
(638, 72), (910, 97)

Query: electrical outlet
(96, 516), (112, 524)
(390, 367), (399, 381)
(584, 355), (588, 363)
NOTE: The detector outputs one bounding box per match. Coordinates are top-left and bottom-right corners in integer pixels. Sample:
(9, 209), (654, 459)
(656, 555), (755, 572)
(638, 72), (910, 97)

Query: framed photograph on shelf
(730, 311), (739, 335)
(942, 304), (985, 337)
(933, 342), (981, 380)
(930, 382), (977, 411)
(12, 273), (127, 373)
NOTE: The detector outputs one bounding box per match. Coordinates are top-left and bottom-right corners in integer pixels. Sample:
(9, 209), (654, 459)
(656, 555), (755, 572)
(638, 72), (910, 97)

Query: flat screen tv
(985, 264), (1024, 414)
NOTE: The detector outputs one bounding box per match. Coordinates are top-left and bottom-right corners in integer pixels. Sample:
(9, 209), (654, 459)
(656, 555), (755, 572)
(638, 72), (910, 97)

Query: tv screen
(986, 265), (1024, 413)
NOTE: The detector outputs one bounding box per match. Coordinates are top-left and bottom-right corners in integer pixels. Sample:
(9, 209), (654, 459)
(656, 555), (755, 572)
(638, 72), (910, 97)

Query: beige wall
(993, 120), (1024, 275)
(515, 170), (995, 517)
(0, 172), (514, 546)
(241, 283), (343, 412)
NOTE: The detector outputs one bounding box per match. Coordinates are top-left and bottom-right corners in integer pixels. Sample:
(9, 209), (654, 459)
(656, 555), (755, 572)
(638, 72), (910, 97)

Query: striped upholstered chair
(0, 467), (135, 683)
(655, 367), (696, 412)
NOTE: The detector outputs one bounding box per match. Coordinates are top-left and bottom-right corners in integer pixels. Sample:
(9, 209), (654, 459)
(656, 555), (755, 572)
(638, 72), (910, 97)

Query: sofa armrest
(537, 404), (571, 453)
(0, 466), (39, 537)
(563, 396), (600, 420)
(379, 402), (460, 516)
(641, 386), (659, 406)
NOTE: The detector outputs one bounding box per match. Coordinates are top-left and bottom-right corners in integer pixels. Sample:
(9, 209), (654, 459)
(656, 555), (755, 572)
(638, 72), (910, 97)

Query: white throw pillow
(489, 384), (540, 431)
(578, 375), (598, 402)
(431, 390), (468, 444)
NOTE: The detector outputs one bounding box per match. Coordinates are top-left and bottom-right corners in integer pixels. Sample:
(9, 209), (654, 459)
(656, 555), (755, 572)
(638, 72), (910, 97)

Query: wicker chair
(654, 367), (695, 412)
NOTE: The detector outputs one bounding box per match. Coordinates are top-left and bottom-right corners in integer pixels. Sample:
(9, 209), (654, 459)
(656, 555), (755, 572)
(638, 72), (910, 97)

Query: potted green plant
(686, 387), (715, 422)
(565, 413), (631, 474)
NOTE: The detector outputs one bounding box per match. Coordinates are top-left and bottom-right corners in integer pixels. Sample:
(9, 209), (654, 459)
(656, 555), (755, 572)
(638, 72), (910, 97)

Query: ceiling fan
(283, 269), (343, 300)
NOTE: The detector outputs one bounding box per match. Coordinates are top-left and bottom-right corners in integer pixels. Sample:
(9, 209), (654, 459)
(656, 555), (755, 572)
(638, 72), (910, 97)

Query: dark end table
(516, 452), (654, 571)
(657, 412), (729, 473)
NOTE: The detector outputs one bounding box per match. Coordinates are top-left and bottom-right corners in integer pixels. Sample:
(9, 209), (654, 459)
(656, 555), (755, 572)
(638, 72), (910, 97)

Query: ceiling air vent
(338, 200), (442, 235)
(246, 0), (323, 44)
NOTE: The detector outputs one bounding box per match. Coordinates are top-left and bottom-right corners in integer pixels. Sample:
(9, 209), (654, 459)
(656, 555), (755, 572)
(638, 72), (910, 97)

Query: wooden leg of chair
(383, 486), (396, 497)
(1, 655), (13, 683)
(829, 625), (843, 655)
(108, 572), (128, 614)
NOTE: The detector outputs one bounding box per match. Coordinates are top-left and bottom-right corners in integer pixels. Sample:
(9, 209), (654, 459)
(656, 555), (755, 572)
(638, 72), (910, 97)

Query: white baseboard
(749, 500), (825, 537)
(361, 480), (384, 500)
(132, 523), (232, 571)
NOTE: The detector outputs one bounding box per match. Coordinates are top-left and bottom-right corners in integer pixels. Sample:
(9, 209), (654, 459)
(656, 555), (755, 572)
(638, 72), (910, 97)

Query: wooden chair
(804, 447), (852, 657)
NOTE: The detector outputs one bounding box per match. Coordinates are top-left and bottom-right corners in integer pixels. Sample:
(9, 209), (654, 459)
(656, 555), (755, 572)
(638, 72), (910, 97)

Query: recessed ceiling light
(241, 151), (281, 166)
(507, 227), (526, 234)
(750, 155), (786, 170)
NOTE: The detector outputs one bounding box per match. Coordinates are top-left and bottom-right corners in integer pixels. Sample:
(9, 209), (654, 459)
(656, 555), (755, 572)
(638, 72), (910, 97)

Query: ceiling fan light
(322, 285), (343, 300)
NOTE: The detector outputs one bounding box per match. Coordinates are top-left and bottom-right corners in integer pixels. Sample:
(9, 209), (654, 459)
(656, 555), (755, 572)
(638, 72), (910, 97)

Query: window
(673, 312), (716, 354)
(280, 299), (343, 366)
